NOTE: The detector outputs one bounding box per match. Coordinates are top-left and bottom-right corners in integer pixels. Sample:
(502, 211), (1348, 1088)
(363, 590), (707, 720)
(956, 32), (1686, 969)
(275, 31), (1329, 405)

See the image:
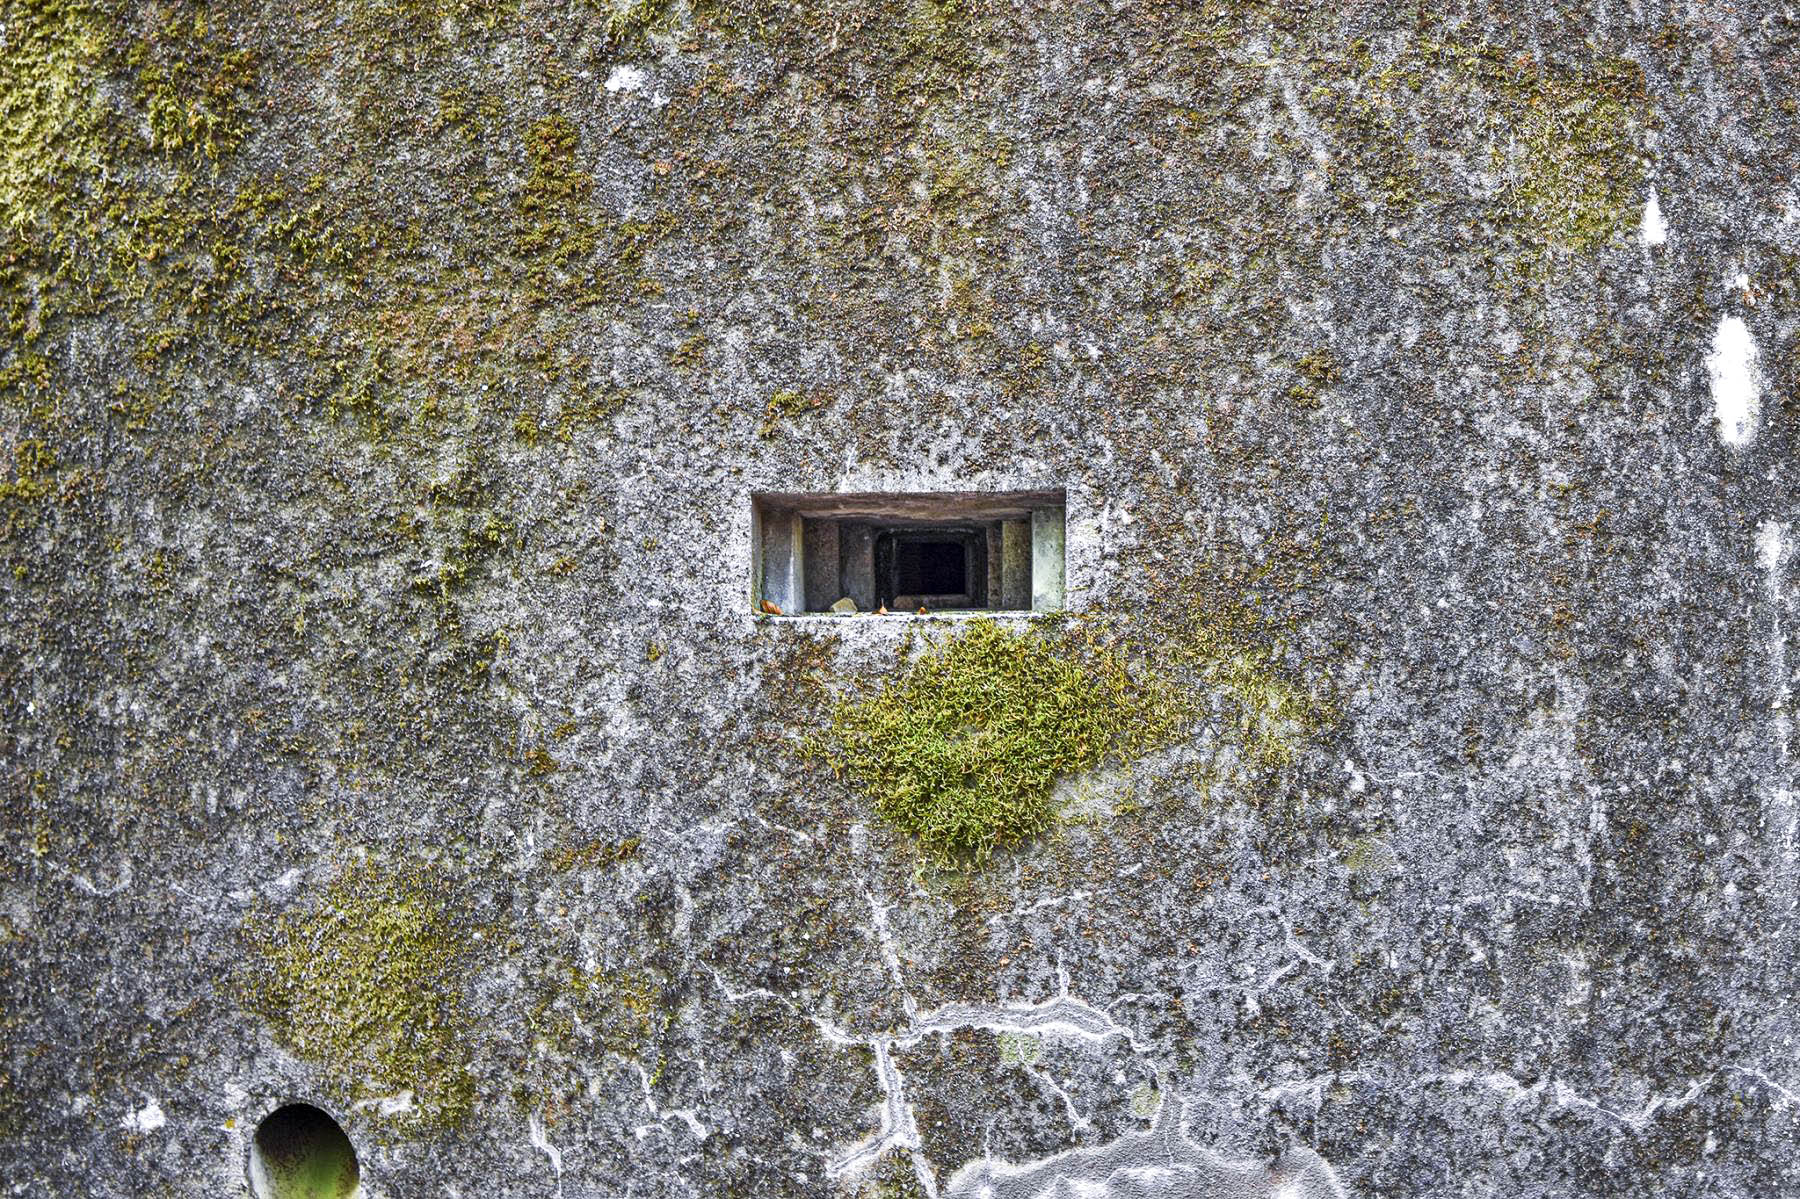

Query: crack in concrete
(811, 966), (1148, 1195)
(710, 951), (1340, 1196)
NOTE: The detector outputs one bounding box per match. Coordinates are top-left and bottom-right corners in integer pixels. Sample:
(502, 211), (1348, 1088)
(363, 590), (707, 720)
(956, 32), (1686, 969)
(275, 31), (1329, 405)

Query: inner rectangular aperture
(876, 528), (983, 610)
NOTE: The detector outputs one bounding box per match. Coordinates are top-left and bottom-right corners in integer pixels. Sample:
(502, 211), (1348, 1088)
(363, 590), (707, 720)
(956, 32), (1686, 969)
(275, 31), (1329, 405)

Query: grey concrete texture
(4, 0), (1800, 1197)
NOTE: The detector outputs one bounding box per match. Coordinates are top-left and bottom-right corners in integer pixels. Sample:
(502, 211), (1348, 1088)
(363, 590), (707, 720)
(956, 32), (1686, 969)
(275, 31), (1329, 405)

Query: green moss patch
(244, 863), (475, 1132)
(1175, 617), (1326, 770)
(519, 115), (597, 268)
(819, 619), (1184, 864)
(0, 0), (106, 233)
(522, 959), (671, 1109)
(602, 0), (672, 46)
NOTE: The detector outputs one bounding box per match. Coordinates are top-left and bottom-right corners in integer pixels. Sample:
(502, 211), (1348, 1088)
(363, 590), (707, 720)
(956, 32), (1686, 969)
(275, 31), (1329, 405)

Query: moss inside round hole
(248, 1103), (360, 1199)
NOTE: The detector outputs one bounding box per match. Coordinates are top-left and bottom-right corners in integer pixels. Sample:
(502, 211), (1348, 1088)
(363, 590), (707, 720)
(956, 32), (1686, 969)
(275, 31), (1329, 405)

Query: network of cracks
(237, 1096), (1338, 1199)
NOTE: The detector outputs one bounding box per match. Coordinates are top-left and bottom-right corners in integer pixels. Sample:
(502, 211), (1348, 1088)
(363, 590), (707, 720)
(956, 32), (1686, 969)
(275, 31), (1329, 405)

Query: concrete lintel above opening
(754, 490), (1063, 523)
(752, 490), (1065, 616)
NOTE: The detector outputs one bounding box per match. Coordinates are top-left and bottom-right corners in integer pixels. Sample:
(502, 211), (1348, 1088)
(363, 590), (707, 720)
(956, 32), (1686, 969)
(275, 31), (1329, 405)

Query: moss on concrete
(1485, 50), (1647, 263)
(126, 8), (261, 159)
(820, 619), (1185, 864)
(1134, 545), (1340, 777)
(757, 387), (825, 438)
(602, 0), (671, 46)
(1173, 609), (1328, 770)
(0, 0), (107, 233)
(519, 115), (599, 268)
(0, 2), (1734, 1189)
(244, 863), (476, 1132)
(524, 958), (671, 1109)
(548, 835), (641, 872)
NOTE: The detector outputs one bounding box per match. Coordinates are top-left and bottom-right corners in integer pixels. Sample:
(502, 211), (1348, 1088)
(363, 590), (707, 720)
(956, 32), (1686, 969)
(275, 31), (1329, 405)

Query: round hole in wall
(247, 1103), (360, 1199)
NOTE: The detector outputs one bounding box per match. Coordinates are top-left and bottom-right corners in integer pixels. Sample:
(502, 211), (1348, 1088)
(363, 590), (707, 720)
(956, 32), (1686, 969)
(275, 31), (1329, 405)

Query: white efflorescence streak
(528, 1111), (564, 1189)
(809, 976), (1144, 1195)
(1639, 188), (1668, 246)
(865, 888), (916, 1017)
(1708, 315), (1761, 447)
(1411, 1069), (1708, 1132)
(900, 990), (1144, 1055)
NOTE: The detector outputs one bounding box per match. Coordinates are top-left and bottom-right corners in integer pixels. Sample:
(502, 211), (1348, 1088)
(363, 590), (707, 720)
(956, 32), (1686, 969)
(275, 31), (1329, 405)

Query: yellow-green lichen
(1344, 835), (1397, 874)
(524, 960), (670, 1107)
(995, 1030), (1041, 1066)
(818, 619), (1185, 864)
(1490, 54), (1646, 260)
(244, 863), (475, 1132)
(1160, 591), (1334, 771)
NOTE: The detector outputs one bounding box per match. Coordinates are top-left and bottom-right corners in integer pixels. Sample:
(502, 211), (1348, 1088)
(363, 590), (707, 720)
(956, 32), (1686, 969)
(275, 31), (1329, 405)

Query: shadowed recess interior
(753, 490), (1065, 614)
(248, 1104), (360, 1199)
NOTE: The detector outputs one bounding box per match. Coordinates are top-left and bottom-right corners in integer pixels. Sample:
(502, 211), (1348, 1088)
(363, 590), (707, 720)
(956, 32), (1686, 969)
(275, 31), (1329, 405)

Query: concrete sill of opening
(760, 609), (1053, 621)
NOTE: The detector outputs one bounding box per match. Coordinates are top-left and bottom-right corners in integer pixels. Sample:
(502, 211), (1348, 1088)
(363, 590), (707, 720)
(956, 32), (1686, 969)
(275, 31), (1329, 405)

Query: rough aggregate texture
(4, 0), (1800, 1196)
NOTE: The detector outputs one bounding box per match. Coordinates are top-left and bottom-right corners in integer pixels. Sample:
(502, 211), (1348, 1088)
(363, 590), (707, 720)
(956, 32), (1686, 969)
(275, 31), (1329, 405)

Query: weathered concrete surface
(4, 1), (1800, 1196)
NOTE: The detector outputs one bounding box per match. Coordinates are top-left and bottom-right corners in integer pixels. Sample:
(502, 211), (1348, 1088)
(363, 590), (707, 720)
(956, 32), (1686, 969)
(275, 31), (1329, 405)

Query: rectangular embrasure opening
(752, 490), (1065, 616)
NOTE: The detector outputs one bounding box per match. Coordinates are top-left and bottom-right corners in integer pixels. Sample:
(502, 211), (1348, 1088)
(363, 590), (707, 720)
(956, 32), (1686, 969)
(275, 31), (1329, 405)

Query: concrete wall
(7, 5), (1800, 1199)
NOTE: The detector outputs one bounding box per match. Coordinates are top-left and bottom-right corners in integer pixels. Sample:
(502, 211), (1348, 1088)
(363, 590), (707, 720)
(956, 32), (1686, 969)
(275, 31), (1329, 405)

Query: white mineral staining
(1639, 188), (1668, 246)
(724, 953), (1348, 1199)
(817, 1038), (929, 1192)
(1708, 316), (1761, 447)
(527, 1112), (562, 1179)
(372, 1092), (415, 1117)
(123, 1099), (166, 1134)
(1759, 520), (1788, 582)
(906, 990), (1145, 1051)
(630, 1063), (709, 1143)
(942, 1101), (1346, 1199)
(604, 65), (647, 94)
(815, 976), (1142, 1194)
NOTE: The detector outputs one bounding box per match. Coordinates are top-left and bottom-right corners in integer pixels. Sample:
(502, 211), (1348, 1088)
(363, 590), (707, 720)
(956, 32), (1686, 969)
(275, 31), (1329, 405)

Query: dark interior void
(871, 526), (988, 609)
(898, 540), (967, 596)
